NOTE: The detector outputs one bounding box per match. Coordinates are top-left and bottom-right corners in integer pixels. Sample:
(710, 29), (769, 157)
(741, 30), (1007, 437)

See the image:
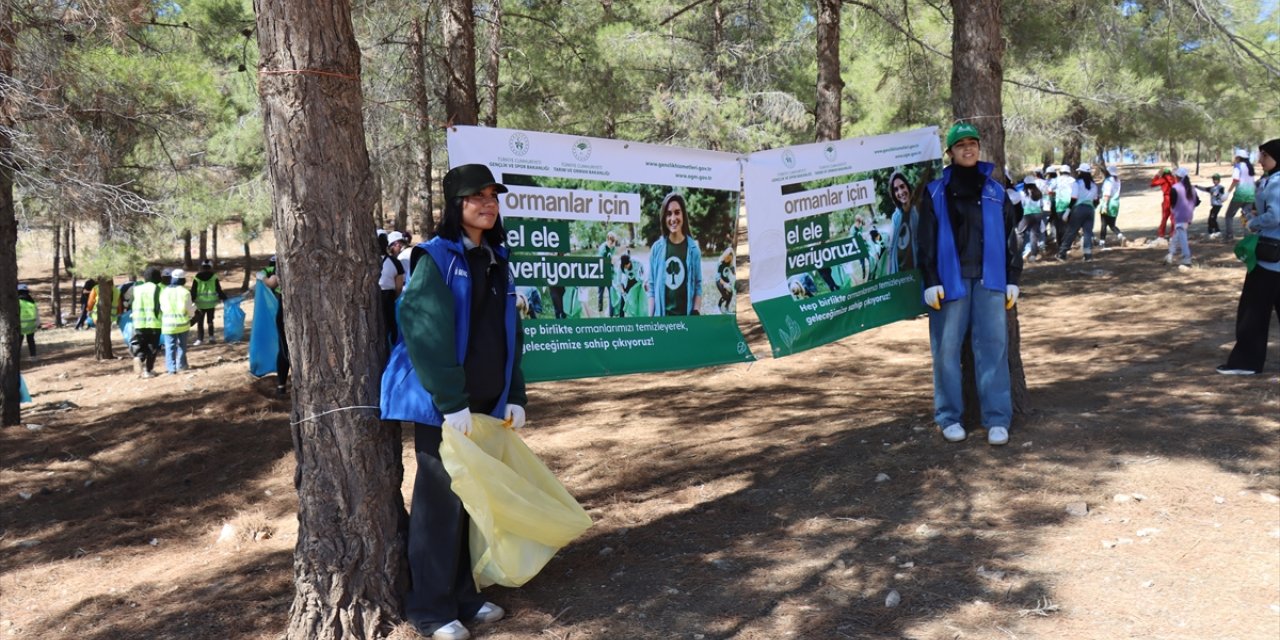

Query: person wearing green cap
(1195, 173), (1226, 237)
(916, 122), (1022, 446)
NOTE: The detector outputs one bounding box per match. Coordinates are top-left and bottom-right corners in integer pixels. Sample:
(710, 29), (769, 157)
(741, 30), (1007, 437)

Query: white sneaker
(191, 339), (203, 346)
(1163, 254), (1173, 265)
(469, 602), (505, 624)
(987, 427), (1009, 446)
(430, 620), (470, 640)
(941, 423), (966, 442)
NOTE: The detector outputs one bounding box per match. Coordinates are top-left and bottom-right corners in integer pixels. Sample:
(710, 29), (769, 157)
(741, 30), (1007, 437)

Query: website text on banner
(744, 128), (942, 357)
(447, 126), (755, 382)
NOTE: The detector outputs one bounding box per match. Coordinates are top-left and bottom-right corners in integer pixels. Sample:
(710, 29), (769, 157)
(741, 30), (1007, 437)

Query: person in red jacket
(1150, 167), (1176, 238)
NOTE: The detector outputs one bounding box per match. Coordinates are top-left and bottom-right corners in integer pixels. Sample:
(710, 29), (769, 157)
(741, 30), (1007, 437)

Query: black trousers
(1099, 214), (1121, 241)
(1207, 205), (1222, 234)
(194, 308), (216, 341)
(1058, 206), (1095, 259)
(405, 423), (485, 632)
(24, 333), (35, 357)
(130, 328), (162, 372)
(381, 289), (399, 349)
(1225, 266), (1280, 373)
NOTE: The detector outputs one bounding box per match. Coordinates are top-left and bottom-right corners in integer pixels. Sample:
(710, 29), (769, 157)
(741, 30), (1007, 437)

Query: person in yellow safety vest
(190, 259), (226, 346)
(130, 267), (165, 378)
(17, 283), (38, 360)
(85, 281), (120, 326)
(160, 269), (196, 375)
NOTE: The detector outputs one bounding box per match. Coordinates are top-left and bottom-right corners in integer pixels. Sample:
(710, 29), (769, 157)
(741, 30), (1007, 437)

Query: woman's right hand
(443, 408), (473, 437)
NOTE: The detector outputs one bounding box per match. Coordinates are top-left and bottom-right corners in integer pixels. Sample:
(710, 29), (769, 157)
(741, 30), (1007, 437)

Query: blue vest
(379, 237), (518, 426)
(925, 162), (1008, 304)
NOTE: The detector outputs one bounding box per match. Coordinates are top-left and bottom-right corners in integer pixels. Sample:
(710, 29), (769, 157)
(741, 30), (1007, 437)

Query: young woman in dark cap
(1218, 139), (1280, 375)
(380, 163), (525, 640)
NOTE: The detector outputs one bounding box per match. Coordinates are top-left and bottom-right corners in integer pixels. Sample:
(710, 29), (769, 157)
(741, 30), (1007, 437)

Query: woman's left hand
(504, 404), (526, 429)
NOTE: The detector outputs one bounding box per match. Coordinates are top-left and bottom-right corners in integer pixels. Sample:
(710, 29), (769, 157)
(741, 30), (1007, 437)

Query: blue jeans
(165, 331), (189, 373)
(927, 278), (1012, 429)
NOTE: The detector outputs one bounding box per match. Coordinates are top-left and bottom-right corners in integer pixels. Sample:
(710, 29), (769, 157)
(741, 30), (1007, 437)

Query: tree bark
(950, 0), (1006, 184)
(394, 179), (409, 233)
(94, 212), (114, 361)
(949, 0), (1028, 419)
(815, 0), (842, 142)
(52, 223), (63, 327)
(212, 223), (219, 266)
(482, 0), (501, 128)
(411, 18), (436, 237)
(442, 0), (479, 126)
(66, 223), (75, 275)
(242, 241), (251, 290)
(1061, 100), (1087, 169)
(182, 230), (193, 270)
(253, 1), (406, 637)
(198, 228), (208, 262)
(0, 0), (21, 426)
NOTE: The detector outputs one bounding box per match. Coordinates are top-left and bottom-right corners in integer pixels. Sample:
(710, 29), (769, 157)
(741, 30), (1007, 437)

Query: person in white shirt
(1097, 164), (1125, 247)
(1057, 163), (1100, 261)
(380, 231), (407, 347)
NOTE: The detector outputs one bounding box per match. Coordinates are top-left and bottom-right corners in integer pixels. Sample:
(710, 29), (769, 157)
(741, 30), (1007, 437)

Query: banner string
(259, 68), (360, 81)
(290, 405), (381, 426)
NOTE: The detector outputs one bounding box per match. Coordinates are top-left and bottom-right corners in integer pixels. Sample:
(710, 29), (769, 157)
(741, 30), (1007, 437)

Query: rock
(1065, 502), (1089, 517)
(915, 523), (939, 538)
(1021, 441), (1033, 447)
(24, 423), (43, 432)
(17, 491), (32, 500)
(149, 538), (159, 546)
(1214, 496), (1226, 504)
(898, 561), (914, 569)
(1142, 580), (1155, 588)
(976, 566), (1006, 581)
(1136, 528), (1161, 537)
(1130, 493), (1147, 501)
(875, 473), (891, 483)
(1116, 537), (1134, 545)
(1102, 540), (1117, 549)
(885, 590), (901, 608)
(15, 539), (41, 549)
(216, 523), (237, 544)
(1260, 493), (1280, 505)
(1113, 494), (1132, 503)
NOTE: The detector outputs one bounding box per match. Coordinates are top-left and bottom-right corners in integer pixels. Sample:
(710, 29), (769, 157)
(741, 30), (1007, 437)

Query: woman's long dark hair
(1025, 184), (1043, 202)
(1235, 155), (1256, 177)
(1078, 170), (1094, 190)
(889, 172), (912, 209)
(435, 196), (507, 246)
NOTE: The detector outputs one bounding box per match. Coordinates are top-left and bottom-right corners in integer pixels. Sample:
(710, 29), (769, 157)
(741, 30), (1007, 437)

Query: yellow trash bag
(441, 414), (592, 588)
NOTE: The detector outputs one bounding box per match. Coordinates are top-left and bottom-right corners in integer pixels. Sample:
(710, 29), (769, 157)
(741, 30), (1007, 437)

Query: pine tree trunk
(949, 0), (1028, 419)
(198, 229), (208, 262)
(242, 241), (251, 290)
(482, 0), (501, 128)
(66, 223), (75, 276)
(254, 1), (406, 637)
(394, 180), (409, 233)
(0, 0), (20, 426)
(442, 0), (479, 126)
(52, 223), (63, 327)
(212, 223), (219, 266)
(815, 0), (842, 142)
(94, 214), (113, 360)
(182, 230), (193, 270)
(411, 18), (436, 237)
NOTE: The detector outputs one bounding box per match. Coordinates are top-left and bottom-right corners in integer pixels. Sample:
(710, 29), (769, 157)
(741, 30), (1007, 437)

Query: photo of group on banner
(784, 162), (934, 301)
(499, 174), (739, 319)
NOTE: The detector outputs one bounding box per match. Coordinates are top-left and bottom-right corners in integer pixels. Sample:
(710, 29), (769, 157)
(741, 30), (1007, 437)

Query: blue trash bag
(249, 280), (280, 377)
(223, 296), (246, 343)
(118, 310), (134, 345)
(19, 374), (32, 403)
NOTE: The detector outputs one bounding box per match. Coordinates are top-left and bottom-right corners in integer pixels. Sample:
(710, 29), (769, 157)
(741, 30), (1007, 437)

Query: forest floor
(2, 162), (1278, 640)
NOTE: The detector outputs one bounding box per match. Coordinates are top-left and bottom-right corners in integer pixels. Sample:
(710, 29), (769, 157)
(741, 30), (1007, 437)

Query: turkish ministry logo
(571, 138), (593, 162)
(508, 132), (530, 156)
(782, 149), (796, 169)
(824, 144), (837, 162)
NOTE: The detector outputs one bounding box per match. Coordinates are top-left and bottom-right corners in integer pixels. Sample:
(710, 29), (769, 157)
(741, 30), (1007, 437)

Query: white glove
(504, 404), (526, 430)
(1005, 284), (1019, 309)
(923, 285), (945, 310)
(443, 408), (472, 437)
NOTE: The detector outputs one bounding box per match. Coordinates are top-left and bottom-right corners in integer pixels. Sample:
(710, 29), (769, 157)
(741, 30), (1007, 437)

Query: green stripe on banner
(521, 315), (754, 381)
(752, 272), (925, 358)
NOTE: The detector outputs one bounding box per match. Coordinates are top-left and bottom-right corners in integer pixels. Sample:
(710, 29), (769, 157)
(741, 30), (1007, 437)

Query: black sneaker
(1216, 365), (1257, 376)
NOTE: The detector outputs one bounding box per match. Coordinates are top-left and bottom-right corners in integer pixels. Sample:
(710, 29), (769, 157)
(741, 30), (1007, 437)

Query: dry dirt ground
(3, 163), (1278, 640)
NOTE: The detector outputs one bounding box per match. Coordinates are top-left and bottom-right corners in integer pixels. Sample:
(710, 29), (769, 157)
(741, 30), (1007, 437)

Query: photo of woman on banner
(649, 192), (703, 316)
(888, 171), (918, 272)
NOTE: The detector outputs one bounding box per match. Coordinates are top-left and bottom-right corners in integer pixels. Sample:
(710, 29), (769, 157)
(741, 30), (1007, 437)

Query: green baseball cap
(1161, 168), (1172, 175)
(1212, 173), (1221, 180)
(945, 122), (981, 149)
